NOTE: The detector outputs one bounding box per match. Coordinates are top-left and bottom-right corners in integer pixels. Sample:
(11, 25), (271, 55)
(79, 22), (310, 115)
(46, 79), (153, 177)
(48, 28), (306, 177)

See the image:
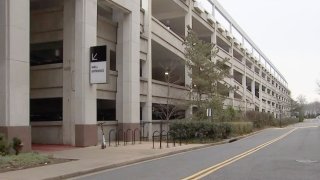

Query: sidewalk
(0, 141), (212, 180)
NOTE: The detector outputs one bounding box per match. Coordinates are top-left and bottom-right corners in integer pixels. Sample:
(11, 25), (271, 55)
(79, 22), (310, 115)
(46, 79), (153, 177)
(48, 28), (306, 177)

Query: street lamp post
(165, 71), (169, 120)
(159, 71), (169, 144)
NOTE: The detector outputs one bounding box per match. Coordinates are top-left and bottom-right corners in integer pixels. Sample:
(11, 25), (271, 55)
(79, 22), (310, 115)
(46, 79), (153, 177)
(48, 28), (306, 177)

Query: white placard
(90, 61), (107, 84)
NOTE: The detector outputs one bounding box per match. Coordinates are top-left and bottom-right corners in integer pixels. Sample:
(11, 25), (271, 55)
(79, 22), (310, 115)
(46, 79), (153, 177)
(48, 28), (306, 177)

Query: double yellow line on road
(182, 128), (296, 180)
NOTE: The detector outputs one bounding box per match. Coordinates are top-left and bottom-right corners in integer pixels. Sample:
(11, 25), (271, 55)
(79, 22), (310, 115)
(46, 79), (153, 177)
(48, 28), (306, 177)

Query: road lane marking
(295, 126), (319, 129)
(182, 128), (296, 180)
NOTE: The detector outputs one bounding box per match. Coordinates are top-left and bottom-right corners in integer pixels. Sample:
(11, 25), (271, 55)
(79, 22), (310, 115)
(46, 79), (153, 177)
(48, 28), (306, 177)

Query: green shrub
(218, 106), (244, 122)
(0, 135), (25, 156)
(273, 117), (299, 127)
(219, 123), (232, 139)
(243, 111), (300, 128)
(169, 120), (253, 142)
(228, 122), (254, 135)
(12, 137), (22, 155)
(245, 111), (274, 129)
(0, 134), (11, 156)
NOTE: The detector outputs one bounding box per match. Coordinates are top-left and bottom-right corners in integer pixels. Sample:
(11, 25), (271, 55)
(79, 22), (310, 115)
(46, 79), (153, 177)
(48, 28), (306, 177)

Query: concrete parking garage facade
(0, 0), (291, 151)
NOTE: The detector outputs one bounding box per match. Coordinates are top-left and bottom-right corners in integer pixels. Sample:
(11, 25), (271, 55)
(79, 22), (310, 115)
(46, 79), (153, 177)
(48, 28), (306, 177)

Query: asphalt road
(74, 119), (320, 180)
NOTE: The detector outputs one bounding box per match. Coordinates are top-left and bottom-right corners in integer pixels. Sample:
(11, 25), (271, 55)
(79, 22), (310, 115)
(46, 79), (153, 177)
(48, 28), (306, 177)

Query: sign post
(90, 45), (108, 84)
(206, 108), (212, 117)
(206, 108), (213, 121)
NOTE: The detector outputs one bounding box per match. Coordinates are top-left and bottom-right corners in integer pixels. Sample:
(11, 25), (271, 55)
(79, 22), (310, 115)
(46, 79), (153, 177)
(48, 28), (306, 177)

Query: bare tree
(297, 95), (307, 106)
(153, 61), (187, 121)
(289, 98), (299, 116)
(152, 103), (186, 121)
(304, 101), (320, 117)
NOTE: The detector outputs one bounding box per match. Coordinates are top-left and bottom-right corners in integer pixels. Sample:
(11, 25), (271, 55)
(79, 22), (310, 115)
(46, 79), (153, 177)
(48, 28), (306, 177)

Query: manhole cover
(295, 159), (319, 164)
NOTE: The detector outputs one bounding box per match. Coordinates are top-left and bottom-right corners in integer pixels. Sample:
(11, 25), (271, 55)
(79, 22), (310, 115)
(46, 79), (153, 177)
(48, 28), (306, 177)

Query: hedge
(244, 111), (299, 129)
(272, 117), (300, 127)
(169, 120), (253, 141)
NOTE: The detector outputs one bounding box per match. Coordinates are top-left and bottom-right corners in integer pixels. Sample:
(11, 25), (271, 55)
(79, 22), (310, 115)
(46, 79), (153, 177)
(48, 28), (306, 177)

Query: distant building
(0, 0), (291, 151)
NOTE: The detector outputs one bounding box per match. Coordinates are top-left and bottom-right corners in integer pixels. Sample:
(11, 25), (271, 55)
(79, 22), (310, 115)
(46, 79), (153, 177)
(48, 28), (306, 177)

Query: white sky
(215, 0), (320, 102)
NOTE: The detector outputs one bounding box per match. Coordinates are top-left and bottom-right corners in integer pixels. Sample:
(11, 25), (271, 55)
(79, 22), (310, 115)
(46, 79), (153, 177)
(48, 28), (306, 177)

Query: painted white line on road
(295, 126), (319, 129)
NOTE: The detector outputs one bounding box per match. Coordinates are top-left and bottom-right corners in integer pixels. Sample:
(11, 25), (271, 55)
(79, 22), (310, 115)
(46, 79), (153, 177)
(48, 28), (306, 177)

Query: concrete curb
(45, 128), (267, 180)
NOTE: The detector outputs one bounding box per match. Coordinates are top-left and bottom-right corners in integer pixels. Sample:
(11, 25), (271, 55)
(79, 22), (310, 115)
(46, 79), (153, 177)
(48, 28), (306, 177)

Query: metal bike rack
(177, 129), (187, 145)
(140, 121), (145, 141)
(152, 130), (160, 149)
(139, 129), (143, 144)
(177, 129), (183, 146)
(123, 131), (126, 146)
(160, 130), (167, 149)
(108, 129), (116, 147)
(140, 121), (153, 142)
(132, 128), (140, 145)
(125, 129), (132, 146)
(117, 129), (123, 146)
(166, 130), (176, 148)
(182, 129), (187, 145)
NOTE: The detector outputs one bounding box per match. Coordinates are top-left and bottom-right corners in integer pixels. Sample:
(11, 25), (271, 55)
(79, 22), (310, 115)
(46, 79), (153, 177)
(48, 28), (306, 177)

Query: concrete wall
(31, 122), (63, 144)
(0, 0), (31, 151)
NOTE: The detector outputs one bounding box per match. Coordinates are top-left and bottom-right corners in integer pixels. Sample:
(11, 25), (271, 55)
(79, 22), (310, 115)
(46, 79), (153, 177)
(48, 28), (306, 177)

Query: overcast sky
(215, 0), (320, 102)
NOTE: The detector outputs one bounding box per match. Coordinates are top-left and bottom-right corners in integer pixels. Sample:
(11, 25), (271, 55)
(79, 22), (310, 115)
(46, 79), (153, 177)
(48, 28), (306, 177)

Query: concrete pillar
(243, 57), (248, 111)
(0, 0), (30, 141)
(210, 32), (217, 63)
(63, 0), (98, 146)
(229, 37), (235, 108)
(210, 4), (217, 63)
(229, 66), (235, 107)
(242, 76), (247, 111)
(116, 0), (140, 132)
(0, 0), (31, 151)
(184, 0), (193, 118)
(141, 101), (152, 140)
(185, 0), (192, 86)
(185, 0), (192, 36)
(211, 2), (217, 46)
(63, 0), (74, 147)
(142, 0), (153, 139)
(251, 80), (255, 104)
(259, 84), (262, 111)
